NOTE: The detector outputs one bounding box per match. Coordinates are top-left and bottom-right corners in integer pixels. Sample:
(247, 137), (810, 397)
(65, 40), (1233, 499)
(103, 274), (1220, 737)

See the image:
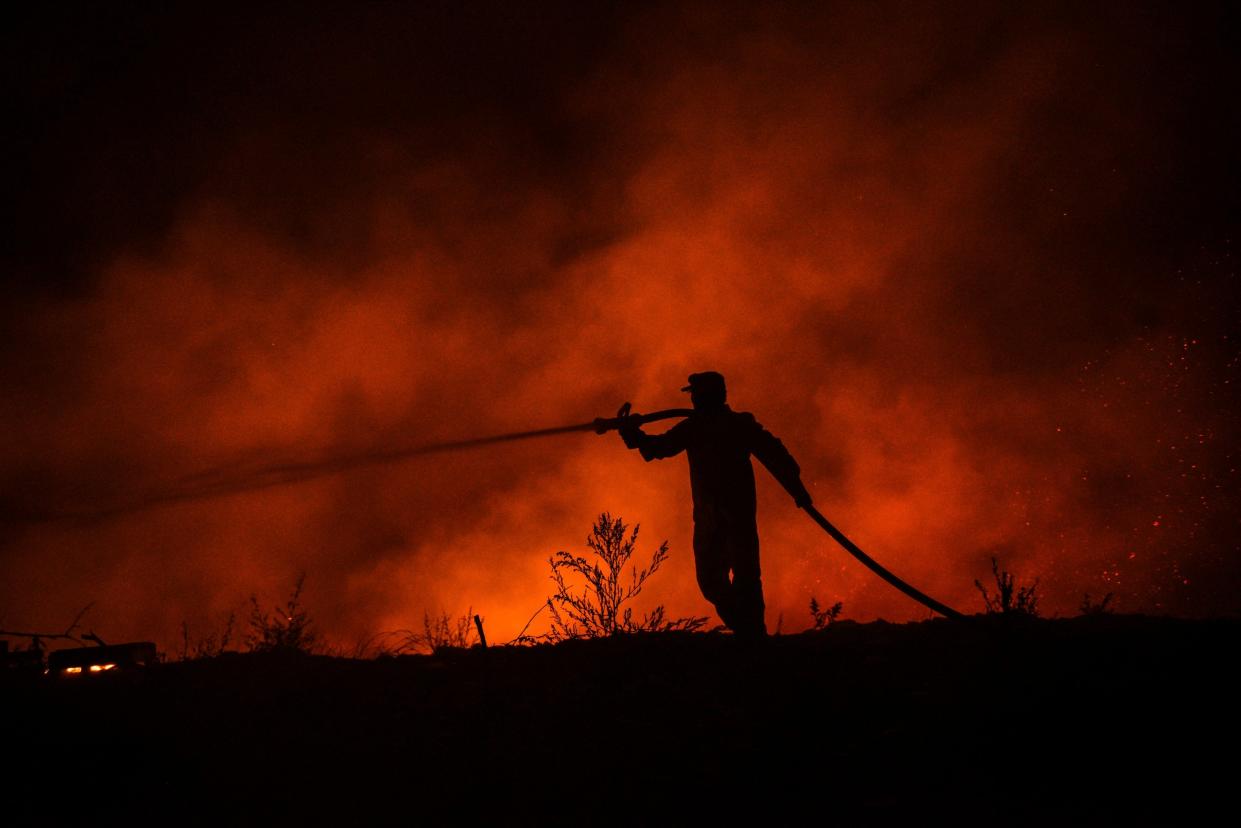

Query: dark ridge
(4, 615), (1236, 822)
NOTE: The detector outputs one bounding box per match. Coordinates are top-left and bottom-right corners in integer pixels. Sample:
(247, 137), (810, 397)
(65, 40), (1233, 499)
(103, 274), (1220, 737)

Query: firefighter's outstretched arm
(750, 419), (813, 508)
(615, 402), (688, 461)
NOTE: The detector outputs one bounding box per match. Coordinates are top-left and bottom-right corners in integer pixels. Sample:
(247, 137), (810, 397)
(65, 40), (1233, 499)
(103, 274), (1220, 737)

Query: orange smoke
(2, 2), (1237, 650)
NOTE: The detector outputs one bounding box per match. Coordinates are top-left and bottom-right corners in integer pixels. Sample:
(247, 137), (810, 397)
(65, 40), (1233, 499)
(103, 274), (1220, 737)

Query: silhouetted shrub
(546, 512), (707, 640)
(246, 573), (319, 653)
(809, 596), (843, 630)
(352, 609), (483, 656)
(403, 609), (481, 654)
(1079, 592), (1114, 616)
(975, 557), (1040, 617)
(179, 611), (235, 660)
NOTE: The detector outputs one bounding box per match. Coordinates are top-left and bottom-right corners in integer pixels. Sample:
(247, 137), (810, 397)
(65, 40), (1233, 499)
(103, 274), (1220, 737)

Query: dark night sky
(2, 1), (1238, 647)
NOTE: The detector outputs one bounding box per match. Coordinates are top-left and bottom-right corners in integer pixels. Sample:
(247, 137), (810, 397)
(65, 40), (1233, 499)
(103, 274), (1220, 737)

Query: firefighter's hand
(617, 402), (643, 449)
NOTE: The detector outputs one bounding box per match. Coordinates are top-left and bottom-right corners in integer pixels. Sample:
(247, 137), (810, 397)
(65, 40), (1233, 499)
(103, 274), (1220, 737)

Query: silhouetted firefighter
(616, 372), (812, 637)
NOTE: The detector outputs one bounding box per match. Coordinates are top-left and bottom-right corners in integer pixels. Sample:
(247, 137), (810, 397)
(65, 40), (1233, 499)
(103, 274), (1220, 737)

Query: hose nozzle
(594, 406), (694, 435)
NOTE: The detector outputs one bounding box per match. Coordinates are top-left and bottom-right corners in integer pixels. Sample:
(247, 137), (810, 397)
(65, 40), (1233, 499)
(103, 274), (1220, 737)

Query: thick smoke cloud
(3, 2), (1237, 647)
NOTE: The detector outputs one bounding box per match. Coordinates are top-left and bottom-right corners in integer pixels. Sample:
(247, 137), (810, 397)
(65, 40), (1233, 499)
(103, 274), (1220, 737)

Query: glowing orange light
(64, 666), (82, 674)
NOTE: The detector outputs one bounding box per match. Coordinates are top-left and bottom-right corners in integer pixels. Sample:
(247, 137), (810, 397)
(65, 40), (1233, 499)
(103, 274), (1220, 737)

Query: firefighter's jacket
(620, 405), (811, 526)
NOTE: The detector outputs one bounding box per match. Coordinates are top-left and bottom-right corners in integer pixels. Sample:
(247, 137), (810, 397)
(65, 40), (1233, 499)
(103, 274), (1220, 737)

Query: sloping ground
(4, 615), (1236, 823)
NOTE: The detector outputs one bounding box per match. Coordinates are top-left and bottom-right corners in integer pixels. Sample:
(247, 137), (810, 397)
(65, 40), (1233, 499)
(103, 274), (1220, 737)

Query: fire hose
(594, 409), (964, 620)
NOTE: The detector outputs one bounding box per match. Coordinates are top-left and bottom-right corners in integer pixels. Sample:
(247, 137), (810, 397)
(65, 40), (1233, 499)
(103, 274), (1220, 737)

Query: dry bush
(1079, 592), (1115, 616)
(545, 512), (707, 641)
(246, 573), (319, 653)
(352, 610), (483, 657)
(179, 611), (236, 660)
(809, 596), (843, 630)
(402, 609), (481, 654)
(975, 557), (1040, 617)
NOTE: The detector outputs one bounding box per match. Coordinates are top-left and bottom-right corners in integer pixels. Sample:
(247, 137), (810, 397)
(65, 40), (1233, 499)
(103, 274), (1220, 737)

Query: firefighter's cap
(681, 371), (726, 394)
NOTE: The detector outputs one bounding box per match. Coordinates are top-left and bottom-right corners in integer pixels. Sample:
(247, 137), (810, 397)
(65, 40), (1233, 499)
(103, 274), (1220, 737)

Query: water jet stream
(13, 406), (963, 619)
(18, 410), (692, 524)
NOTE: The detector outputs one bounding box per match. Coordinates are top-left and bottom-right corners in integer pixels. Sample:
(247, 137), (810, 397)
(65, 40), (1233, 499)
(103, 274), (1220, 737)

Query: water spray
(16, 406), (962, 619)
(14, 409), (693, 524)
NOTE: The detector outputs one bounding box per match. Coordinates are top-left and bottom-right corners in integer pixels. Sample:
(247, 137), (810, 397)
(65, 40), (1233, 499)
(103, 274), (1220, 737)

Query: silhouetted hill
(4, 615), (1236, 823)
